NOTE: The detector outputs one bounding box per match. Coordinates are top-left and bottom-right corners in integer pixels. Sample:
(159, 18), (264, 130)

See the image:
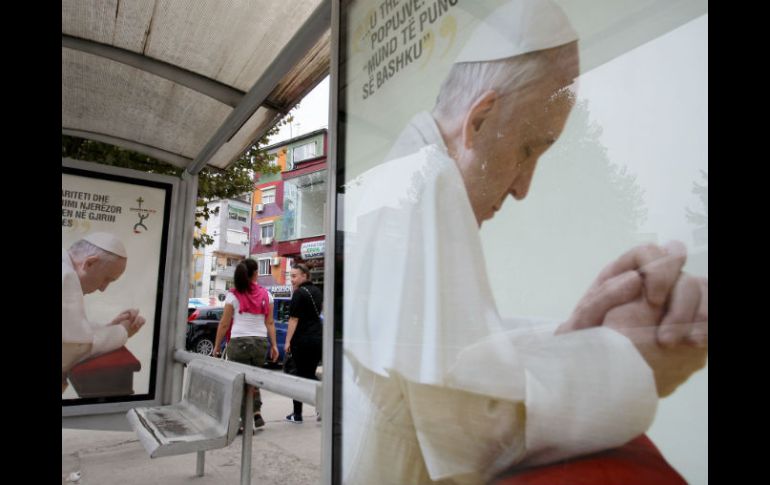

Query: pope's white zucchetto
(454, 0), (578, 64)
(82, 232), (127, 258)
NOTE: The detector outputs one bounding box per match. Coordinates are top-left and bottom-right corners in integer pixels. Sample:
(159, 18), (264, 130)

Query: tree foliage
(62, 116), (291, 248)
(686, 169), (708, 227)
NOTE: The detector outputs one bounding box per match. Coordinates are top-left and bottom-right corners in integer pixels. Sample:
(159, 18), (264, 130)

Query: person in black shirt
(284, 263), (323, 423)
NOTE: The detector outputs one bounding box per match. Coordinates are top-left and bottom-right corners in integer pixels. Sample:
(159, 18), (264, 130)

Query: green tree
(62, 117), (290, 248)
(686, 169), (708, 227)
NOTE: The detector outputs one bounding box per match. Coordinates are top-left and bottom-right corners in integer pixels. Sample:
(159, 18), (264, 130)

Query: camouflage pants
(226, 336), (269, 412)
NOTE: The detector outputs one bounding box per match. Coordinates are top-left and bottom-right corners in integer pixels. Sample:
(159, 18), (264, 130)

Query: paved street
(62, 389), (322, 485)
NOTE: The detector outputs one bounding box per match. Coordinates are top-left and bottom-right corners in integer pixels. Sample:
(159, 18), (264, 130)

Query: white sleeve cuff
(89, 324), (129, 358)
(521, 327), (657, 466)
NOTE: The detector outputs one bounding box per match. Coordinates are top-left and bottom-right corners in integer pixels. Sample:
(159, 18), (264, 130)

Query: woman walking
(284, 263), (323, 423)
(214, 258), (279, 429)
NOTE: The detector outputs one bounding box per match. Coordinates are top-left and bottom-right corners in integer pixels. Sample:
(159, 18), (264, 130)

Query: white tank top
(225, 291), (273, 339)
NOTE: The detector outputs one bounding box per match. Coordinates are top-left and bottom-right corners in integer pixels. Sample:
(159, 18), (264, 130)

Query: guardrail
(166, 350), (323, 484)
(173, 349), (322, 411)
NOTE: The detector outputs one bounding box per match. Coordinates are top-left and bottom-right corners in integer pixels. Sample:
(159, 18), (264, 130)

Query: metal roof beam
(186, 0), (331, 175)
(62, 128), (193, 168)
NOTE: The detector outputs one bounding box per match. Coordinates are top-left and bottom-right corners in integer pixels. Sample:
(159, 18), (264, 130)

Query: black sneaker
(253, 414), (265, 428)
(285, 413), (303, 423)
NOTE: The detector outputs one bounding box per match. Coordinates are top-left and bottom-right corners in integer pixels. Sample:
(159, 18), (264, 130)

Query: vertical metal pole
(196, 451), (205, 476)
(171, 171), (198, 405)
(240, 385), (254, 485)
(323, 2), (340, 484)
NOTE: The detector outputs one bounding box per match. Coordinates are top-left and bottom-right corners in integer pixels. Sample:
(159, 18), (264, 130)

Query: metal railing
(173, 349), (322, 485)
(173, 349), (322, 409)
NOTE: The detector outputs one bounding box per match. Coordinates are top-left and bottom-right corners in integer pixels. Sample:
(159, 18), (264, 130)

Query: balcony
(222, 241), (249, 256)
(212, 265), (235, 279)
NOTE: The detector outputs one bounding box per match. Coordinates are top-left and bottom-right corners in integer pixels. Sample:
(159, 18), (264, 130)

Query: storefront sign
(268, 285), (293, 297)
(300, 240), (325, 259)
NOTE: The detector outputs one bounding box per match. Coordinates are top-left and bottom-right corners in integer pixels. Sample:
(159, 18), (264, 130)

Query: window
(260, 223), (274, 239)
(292, 141), (317, 163)
(228, 207), (249, 221)
(275, 299), (291, 324)
(262, 187), (276, 204)
(226, 229), (248, 245)
(282, 170), (326, 240)
(258, 258), (271, 276)
(203, 309), (221, 320)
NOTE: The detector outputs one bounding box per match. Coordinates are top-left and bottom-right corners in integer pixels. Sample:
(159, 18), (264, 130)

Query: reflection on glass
(338, 1), (707, 483)
(686, 170), (708, 246)
(282, 171), (327, 240)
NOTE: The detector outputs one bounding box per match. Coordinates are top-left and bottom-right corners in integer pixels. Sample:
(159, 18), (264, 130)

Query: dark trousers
(291, 336), (322, 416)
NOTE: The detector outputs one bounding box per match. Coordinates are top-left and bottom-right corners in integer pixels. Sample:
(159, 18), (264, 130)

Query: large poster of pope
(337, 0), (707, 483)
(62, 166), (171, 404)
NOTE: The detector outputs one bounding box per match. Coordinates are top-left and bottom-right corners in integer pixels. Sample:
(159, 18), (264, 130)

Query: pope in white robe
(343, 122), (657, 484)
(62, 232), (145, 393)
(340, 1), (707, 483)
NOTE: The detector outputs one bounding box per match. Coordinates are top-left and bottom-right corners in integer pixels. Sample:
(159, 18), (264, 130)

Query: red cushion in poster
(492, 435), (686, 485)
(68, 346), (142, 398)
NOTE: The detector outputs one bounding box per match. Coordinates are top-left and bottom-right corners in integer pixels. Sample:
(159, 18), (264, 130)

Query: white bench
(126, 360), (245, 474)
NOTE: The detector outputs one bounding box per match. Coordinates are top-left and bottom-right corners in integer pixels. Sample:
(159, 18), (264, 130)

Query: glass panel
(275, 299), (291, 324)
(282, 170), (327, 240)
(226, 229), (248, 245)
(293, 141), (318, 162)
(262, 187), (276, 204)
(336, 1), (707, 483)
(258, 259), (271, 276)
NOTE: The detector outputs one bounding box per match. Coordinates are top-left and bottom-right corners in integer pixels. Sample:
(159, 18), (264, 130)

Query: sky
(271, 76), (331, 144)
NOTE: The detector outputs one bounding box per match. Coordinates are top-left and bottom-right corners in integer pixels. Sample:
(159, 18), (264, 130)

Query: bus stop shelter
(63, 0), (330, 173)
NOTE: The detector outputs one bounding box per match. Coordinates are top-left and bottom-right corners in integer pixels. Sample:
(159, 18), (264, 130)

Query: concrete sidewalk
(62, 390), (322, 485)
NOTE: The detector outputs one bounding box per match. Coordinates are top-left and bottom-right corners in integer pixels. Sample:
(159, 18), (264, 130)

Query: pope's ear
(82, 255), (100, 270)
(462, 90), (499, 149)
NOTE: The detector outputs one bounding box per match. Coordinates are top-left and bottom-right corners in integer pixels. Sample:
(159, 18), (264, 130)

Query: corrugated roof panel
(138, 0), (322, 91)
(62, 0), (119, 45)
(62, 0), (331, 171)
(111, 0), (156, 53)
(63, 48), (232, 162)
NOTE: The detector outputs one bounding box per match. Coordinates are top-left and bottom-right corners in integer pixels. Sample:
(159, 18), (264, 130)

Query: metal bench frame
(127, 352), (321, 484)
(127, 359), (249, 478)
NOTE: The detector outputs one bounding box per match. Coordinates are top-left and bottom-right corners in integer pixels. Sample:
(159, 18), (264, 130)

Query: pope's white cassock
(62, 248), (128, 379)
(342, 112), (658, 484)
